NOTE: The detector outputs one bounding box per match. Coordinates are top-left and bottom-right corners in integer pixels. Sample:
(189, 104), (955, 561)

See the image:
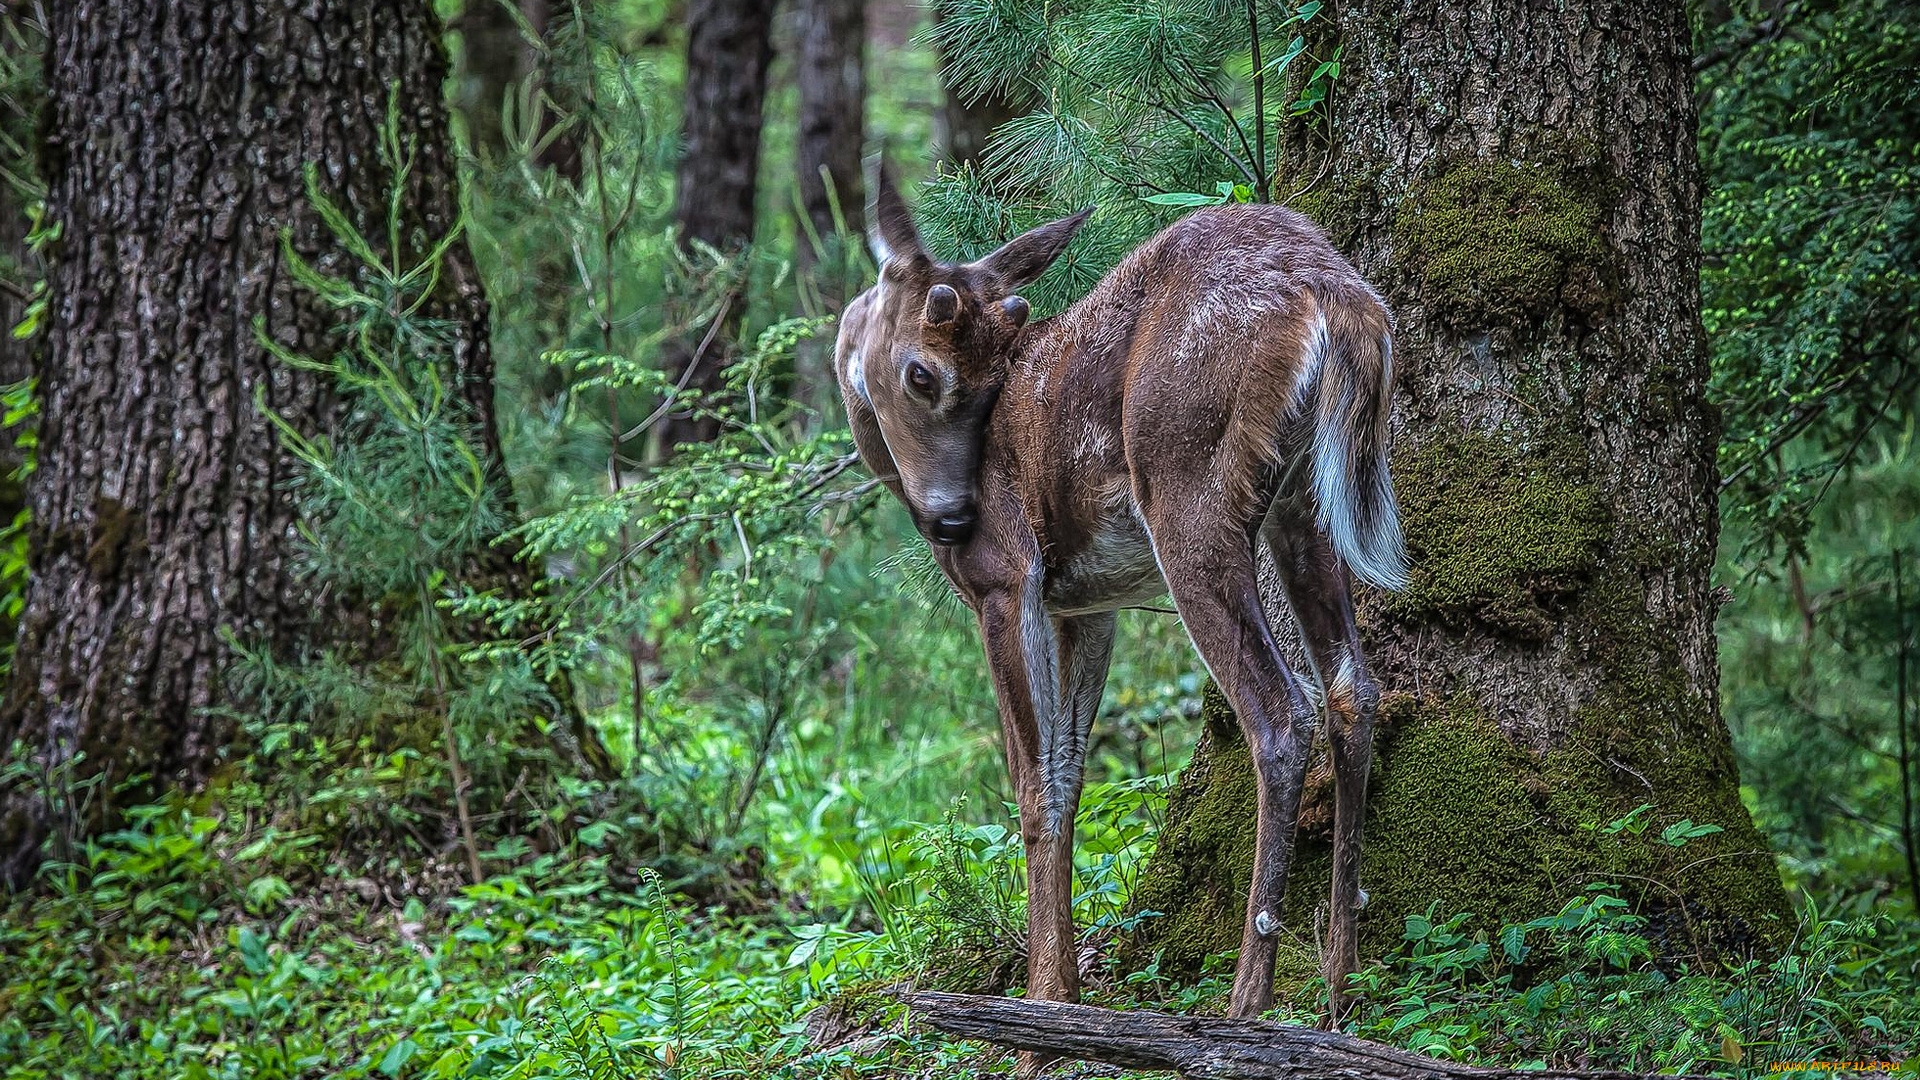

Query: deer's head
(835, 171), (1089, 547)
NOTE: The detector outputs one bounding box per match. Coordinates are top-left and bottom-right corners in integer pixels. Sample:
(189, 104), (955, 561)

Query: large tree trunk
(0, 0), (510, 887)
(1127, 0), (1788, 986)
(656, 0), (774, 452)
(793, 0), (866, 416)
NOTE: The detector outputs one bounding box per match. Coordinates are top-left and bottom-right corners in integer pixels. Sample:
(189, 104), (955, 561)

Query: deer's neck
(979, 274), (1150, 569)
(1005, 268), (1146, 426)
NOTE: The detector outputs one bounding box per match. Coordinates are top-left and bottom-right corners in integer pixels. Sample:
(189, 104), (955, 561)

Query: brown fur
(835, 179), (1399, 1046)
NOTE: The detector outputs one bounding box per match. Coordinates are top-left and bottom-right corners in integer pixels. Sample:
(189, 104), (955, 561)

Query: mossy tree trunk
(0, 0), (575, 888)
(1128, 0), (1788, 985)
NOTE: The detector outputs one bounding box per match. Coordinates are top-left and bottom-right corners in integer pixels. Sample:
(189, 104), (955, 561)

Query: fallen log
(898, 990), (1707, 1080)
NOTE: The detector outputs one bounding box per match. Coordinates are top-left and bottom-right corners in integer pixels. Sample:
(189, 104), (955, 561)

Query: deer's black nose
(929, 509), (977, 546)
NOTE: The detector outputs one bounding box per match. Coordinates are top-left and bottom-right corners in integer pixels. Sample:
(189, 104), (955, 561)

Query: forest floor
(0, 794), (1914, 1080)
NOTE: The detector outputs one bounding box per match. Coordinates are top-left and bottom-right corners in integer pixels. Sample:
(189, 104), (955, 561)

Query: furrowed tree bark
(1128, 0), (1788, 985)
(0, 0), (569, 887)
(657, 0), (774, 452)
(793, 0), (866, 417)
(900, 991), (1706, 1080)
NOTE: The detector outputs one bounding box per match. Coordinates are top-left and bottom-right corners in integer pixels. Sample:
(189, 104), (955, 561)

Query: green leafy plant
(222, 99), (565, 883)
(1331, 891), (1919, 1075)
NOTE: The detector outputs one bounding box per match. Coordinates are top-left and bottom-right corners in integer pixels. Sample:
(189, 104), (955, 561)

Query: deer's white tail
(1305, 308), (1407, 591)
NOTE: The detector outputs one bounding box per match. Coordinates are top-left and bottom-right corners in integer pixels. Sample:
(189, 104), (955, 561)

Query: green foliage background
(0, 0), (1916, 1077)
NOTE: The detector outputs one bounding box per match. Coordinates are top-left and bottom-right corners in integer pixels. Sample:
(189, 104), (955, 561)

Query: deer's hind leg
(1262, 493), (1379, 1025)
(1134, 484), (1318, 1018)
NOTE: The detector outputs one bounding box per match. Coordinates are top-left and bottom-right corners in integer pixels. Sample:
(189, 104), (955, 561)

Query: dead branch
(898, 990), (1708, 1080)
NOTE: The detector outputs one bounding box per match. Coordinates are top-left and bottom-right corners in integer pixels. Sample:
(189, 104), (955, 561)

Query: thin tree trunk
(931, 3), (1019, 168)
(656, 0), (774, 452)
(0, 7), (35, 385)
(452, 0), (529, 162)
(452, 0), (581, 414)
(939, 87), (1018, 167)
(0, 8), (42, 557)
(0, 9), (41, 656)
(451, 0), (579, 178)
(795, 0), (865, 249)
(1128, 0), (1788, 984)
(793, 0), (866, 416)
(0, 0), (518, 887)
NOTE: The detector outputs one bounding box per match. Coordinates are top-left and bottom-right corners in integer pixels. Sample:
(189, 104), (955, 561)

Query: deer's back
(964, 204), (1381, 615)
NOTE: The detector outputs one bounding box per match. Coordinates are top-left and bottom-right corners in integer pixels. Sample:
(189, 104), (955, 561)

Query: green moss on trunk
(1381, 432), (1611, 641)
(1126, 544), (1790, 986)
(1127, 680), (1788, 987)
(1393, 152), (1619, 327)
(1320, 691), (1783, 964)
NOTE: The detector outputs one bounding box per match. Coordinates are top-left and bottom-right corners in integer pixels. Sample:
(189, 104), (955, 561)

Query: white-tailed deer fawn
(834, 172), (1405, 1033)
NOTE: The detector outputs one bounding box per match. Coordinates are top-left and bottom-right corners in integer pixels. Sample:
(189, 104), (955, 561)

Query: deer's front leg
(975, 579), (1113, 1011)
(1042, 609), (1117, 997)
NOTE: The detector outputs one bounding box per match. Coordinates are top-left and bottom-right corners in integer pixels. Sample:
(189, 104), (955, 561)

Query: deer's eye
(905, 361), (938, 401)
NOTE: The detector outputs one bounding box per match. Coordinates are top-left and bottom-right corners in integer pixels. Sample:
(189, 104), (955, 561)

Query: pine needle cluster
(914, 0), (1334, 312)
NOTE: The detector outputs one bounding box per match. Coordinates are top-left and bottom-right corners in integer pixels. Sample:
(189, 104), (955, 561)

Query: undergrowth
(2, 789), (1914, 1080)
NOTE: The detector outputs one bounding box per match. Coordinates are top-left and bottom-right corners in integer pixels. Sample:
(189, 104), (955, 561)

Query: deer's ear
(870, 166), (928, 269)
(974, 208), (1093, 288)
